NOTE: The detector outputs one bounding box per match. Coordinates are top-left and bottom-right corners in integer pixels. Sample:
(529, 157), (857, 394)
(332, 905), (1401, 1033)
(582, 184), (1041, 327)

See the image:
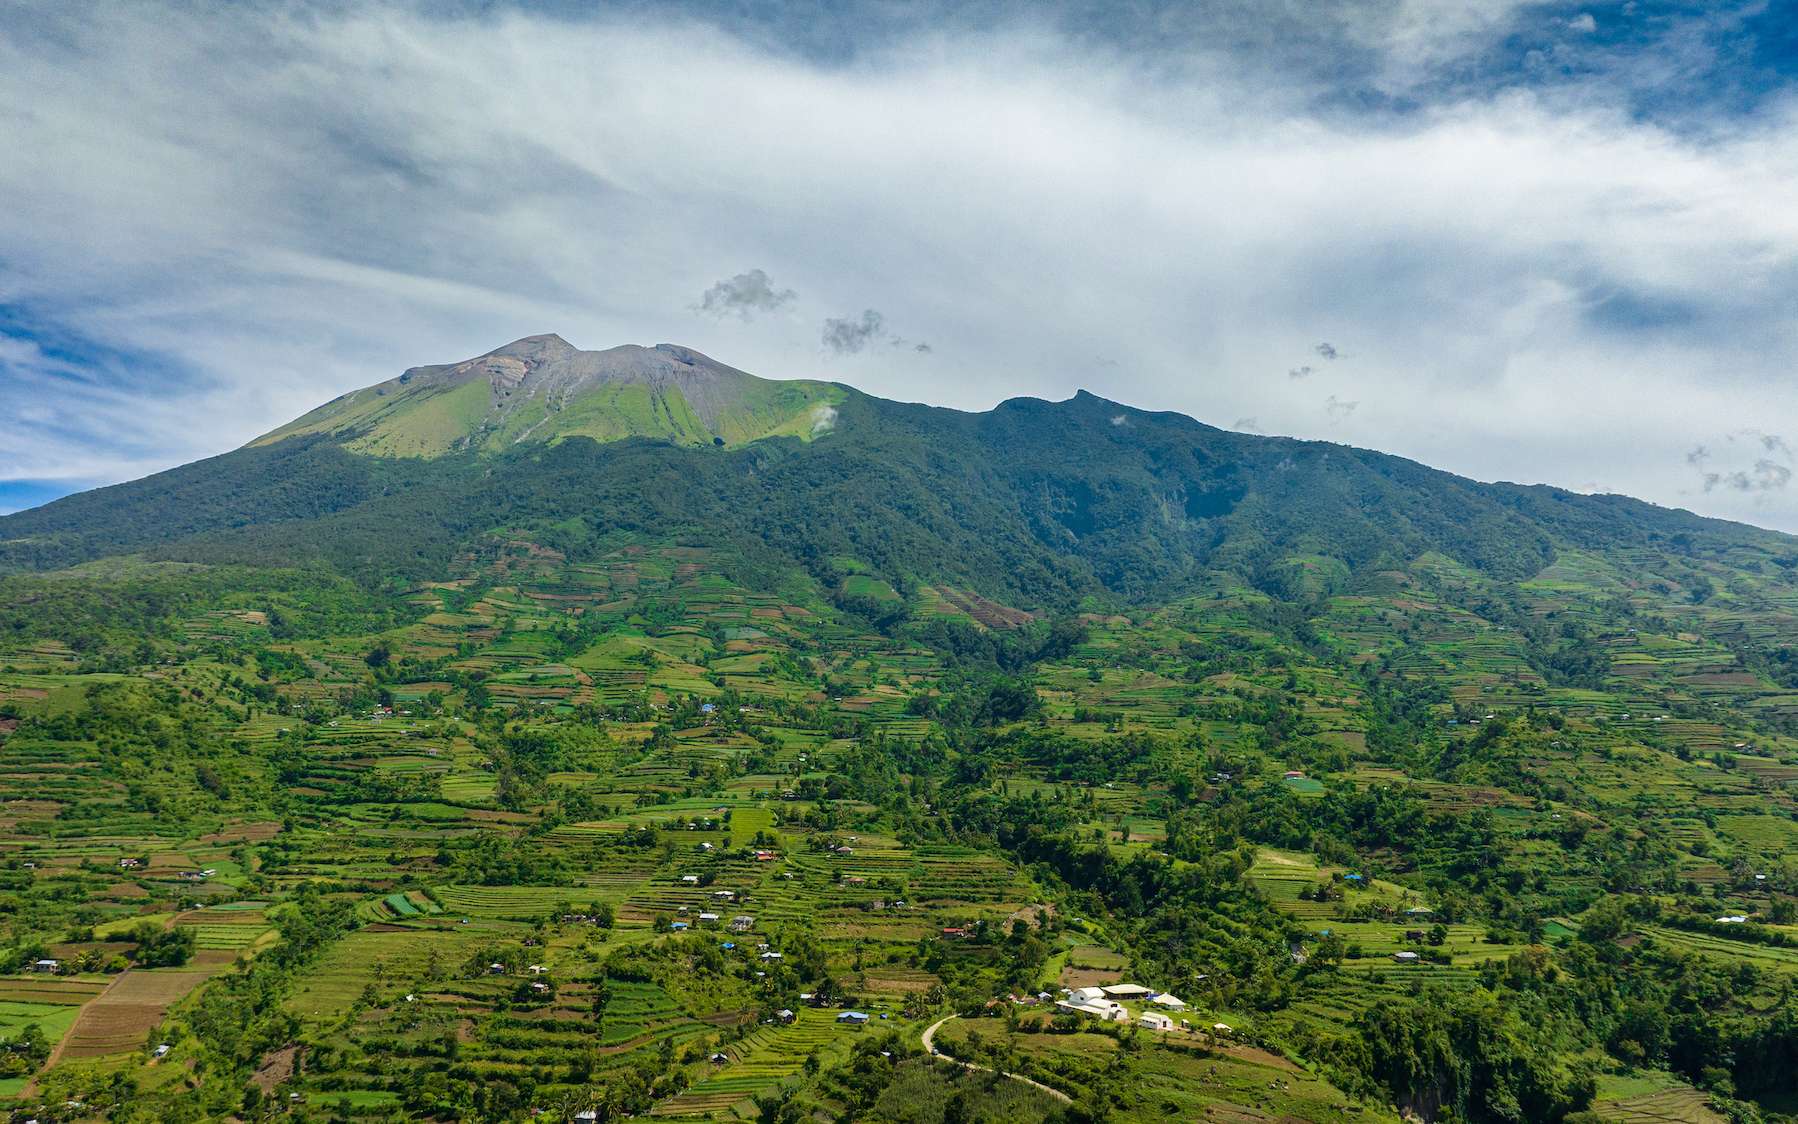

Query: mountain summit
(255, 335), (844, 456)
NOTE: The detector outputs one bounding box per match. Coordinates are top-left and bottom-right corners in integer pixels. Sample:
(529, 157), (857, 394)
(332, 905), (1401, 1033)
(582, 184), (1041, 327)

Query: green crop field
(3, 340), (1798, 1123)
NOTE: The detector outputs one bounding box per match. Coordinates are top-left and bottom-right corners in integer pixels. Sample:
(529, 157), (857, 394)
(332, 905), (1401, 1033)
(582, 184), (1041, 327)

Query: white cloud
(0, 1), (1796, 533)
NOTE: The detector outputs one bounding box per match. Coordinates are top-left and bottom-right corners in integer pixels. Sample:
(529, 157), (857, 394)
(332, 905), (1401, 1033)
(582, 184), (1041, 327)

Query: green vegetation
(1, 349), (1797, 1121)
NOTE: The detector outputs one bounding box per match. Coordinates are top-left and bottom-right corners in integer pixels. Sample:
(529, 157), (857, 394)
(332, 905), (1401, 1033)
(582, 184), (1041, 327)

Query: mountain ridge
(2, 338), (1790, 612)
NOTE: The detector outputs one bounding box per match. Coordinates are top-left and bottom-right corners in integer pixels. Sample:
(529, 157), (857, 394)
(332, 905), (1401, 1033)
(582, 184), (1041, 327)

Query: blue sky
(4, 0), (1798, 528)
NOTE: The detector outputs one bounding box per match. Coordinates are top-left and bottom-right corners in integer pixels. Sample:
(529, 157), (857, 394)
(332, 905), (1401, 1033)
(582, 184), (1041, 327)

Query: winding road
(919, 1014), (1074, 1105)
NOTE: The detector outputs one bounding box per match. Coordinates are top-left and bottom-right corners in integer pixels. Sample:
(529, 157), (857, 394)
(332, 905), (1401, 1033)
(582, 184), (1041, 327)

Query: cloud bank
(1, 1), (1796, 530)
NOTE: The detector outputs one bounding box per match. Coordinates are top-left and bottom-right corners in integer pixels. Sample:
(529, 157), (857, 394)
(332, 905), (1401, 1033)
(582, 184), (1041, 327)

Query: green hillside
(0, 341), (1795, 1123)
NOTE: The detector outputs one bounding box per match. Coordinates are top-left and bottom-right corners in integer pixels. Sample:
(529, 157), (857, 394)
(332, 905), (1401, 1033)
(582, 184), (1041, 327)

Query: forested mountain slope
(1, 342), (1797, 1123)
(3, 338), (1785, 604)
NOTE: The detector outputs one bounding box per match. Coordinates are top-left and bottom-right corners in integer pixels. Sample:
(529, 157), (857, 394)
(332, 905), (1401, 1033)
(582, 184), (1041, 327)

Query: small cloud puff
(696, 269), (796, 319)
(822, 310), (884, 354)
(821, 309), (930, 356)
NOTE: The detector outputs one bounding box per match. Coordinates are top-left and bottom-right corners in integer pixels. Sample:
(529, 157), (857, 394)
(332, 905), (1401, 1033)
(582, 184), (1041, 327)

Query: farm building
(1102, 983), (1154, 999)
(1138, 1011), (1175, 1031)
(1393, 951), (1420, 963)
(31, 959), (57, 973)
(731, 915), (755, 932)
(1151, 993), (1186, 1010)
(837, 1011), (870, 1026)
(1056, 996), (1128, 1022)
(775, 1008), (796, 1024)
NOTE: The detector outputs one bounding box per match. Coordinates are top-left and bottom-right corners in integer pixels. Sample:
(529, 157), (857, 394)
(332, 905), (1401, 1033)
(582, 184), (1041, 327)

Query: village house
(731, 915), (755, 932)
(1138, 1011), (1175, 1031)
